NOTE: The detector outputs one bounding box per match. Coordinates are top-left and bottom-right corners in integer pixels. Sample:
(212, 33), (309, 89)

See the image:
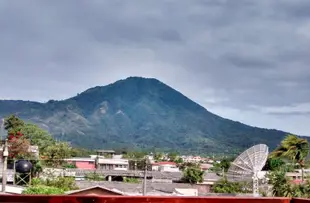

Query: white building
(152, 162), (179, 172)
(97, 158), (129, 170)
(182, 156), (202, 163)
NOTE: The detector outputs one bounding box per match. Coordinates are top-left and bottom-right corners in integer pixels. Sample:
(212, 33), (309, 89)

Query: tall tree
(181, 166), (204, 184)
(270, 134), (309, 181)
(43, 142), (72, 168)
(20, 123), (55, 153)
(4, 115), (24, 134)
(263, 157), (286, 171)
(8, 132), (32, 159)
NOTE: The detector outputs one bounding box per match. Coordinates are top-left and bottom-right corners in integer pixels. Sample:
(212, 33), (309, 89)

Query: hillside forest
(2, 115), (310, 197)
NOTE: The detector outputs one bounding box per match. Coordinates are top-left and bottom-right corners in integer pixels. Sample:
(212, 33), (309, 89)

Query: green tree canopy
(181, 166), (204, 184)
(212, 178), (251, 194)
(267, 168), (310, 198)
(4, 115), (24, 134)
(23, 177), (78, 195)
(178, 162), (200, 171)
(22, 185), (64, 195)
(123, 151), (147, 159)
(20, 123), (55, 152)
(43, 142), (72, 167)
(263, 157), (286, 171)
(270, 134), (309, 167)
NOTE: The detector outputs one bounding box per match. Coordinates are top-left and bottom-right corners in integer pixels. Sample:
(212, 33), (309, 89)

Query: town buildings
(65, 157), (95, 169)
(152, 162), (180, 172)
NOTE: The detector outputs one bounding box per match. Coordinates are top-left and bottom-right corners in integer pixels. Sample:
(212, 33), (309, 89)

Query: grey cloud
(0, 0), (310, 134)
(267, 112), (310, 116)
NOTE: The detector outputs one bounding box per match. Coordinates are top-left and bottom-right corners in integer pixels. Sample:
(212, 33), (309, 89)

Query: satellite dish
(226, 144), (269, 197)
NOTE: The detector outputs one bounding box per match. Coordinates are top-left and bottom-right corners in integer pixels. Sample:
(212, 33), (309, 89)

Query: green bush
(181, 166), (204, 184)
(85, 172), (105, 181)
(44, 177), (78, 191)
(22, 185), (64, 195)
(30, 177), (78, 192)
(63, 163), (77, 168)
(212, 178), (251, 194)
(31, 178), (43, 186)
(123, 177), (140, 183)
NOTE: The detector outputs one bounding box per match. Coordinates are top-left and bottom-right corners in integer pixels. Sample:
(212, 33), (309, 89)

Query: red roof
(291, 179), (307, 184)
(152, 162), (177, 166)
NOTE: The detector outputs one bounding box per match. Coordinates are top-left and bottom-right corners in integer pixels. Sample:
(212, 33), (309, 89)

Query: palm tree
(270, 134), (309, 181)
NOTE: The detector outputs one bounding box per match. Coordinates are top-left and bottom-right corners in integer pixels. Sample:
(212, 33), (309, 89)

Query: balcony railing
(0, 195), (308, 203)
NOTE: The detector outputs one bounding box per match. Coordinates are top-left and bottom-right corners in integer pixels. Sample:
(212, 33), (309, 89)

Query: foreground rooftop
(0, 195), (308, 203)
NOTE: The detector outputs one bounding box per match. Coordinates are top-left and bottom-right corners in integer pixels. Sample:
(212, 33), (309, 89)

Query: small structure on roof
(96, 150), (116, 157)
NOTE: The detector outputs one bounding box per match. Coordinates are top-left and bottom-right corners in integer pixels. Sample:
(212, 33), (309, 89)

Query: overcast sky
(0, 0), (310, 135)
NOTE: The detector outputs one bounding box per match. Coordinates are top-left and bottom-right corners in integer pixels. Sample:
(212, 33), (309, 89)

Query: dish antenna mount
(226, 144), (269, 197)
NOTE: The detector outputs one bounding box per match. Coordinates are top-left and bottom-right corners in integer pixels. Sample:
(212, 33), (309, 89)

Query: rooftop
(96, 150), (116, 153)
(0, 195), (303, 203)
(76, 181), (199, 195)
(152, 162), (177, 166)
(65, 157), (95, 162)
(65, 169), (220, 181)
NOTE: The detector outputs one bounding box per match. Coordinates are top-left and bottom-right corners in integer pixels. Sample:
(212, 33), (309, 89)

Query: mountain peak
(0, 77), (293, 154)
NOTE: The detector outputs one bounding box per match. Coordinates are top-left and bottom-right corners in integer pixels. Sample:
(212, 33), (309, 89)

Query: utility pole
(142, 157), (148, 196)
(2, 139), (8, 193)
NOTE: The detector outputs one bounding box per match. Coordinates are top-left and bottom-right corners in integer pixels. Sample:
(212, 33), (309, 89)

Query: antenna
(226, 144), (269, 197)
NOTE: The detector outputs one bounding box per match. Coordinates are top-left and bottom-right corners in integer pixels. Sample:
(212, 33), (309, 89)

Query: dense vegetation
(3, 115), (90, 170)
(0, 77), (301, 154)
(22, 177), (78, 195)
(211, 134), (310, 197)
(2, 115), (81, 194)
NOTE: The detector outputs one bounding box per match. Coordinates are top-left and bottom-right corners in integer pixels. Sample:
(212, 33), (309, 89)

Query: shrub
(212, 178), (251, 194)
(85, 172), (105, 181)
(123, 177), (140, 183)
(22, 185), (64, 195)
(44, 177), (78, 191)
(181, 166), (204, 184)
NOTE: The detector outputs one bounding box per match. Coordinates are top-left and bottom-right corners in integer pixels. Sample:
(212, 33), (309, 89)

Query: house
(28, 145), (39, 158)
(199, 173), (221, 185)
(66, 185), (124, 196)
(152, 162), (179, 172)
(182, 156), (202, 163)
(97, 158), (129, 170)
(65, 157), (96, 169)
(96, 150), (116, 157)
(75, 181), (203, 196)
(200, 163), (213, 171)
(286, 172), (302, 180)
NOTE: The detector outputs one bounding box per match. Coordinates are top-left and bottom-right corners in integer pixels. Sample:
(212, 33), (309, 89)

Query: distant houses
(152, 162), (180, 172)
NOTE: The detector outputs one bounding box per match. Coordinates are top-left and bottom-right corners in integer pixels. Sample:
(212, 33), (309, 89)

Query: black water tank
(15, 160), (32, 173)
